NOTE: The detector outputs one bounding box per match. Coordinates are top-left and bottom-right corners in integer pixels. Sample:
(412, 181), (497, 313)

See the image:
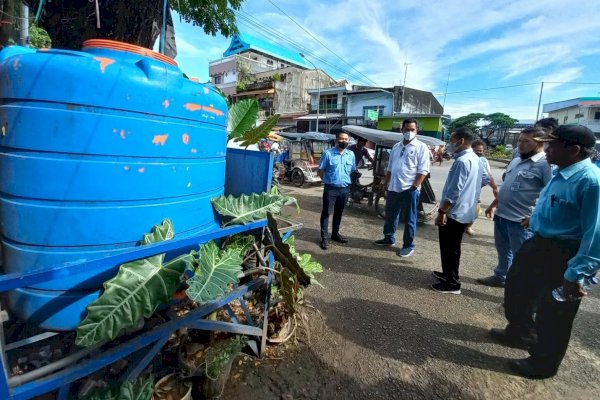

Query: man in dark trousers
(431, 128), (482, 294)
(491, 125), (600, 379)
(318, 131), (356, 250)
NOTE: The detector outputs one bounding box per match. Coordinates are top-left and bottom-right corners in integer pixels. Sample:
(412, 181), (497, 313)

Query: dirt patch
(222, 179), (600, 399)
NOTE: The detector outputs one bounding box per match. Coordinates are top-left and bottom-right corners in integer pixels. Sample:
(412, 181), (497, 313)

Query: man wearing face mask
(477, 127), (552, 288)
(431, 128), (482, 294)
(317, 131), (356, 250)
(374, 119), (430, 257)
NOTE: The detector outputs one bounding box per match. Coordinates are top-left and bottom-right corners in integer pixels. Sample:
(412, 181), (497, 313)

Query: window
(214, 75), (222, 84)
(575, 113), (584, 118)
(595, 111), (600, 120)
(319, 94), (338, 110)
(266, 60), (273, 66)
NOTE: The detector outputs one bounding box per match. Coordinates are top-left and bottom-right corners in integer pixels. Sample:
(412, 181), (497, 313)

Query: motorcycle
(349, 170), (374, 205)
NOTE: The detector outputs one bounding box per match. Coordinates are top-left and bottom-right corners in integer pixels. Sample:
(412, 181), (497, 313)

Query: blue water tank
(0, 41), (228, 329)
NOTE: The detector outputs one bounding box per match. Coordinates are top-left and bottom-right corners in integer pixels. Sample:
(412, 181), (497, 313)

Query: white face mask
(403, 131), (416, 141)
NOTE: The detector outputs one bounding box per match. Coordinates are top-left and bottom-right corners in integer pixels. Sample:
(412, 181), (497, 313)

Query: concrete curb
(487, 157), (510, 164)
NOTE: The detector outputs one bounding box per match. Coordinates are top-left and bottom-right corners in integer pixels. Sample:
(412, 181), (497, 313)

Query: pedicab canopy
(342, 125), (446, 147)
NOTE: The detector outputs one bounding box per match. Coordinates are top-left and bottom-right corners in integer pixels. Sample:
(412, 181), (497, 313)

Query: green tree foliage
(448, 113), (486, 133)
(24, 0), (244, 49)
(29, 25), (51, 48)
(484, 112), (519, 143)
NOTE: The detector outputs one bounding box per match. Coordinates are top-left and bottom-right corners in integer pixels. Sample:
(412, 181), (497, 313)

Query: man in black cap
(490, 125), (600, 378)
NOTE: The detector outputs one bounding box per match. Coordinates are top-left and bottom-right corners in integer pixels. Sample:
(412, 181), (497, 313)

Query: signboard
(367, 109), (379, 121)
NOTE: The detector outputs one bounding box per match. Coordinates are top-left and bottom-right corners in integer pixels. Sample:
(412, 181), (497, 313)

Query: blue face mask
(446, 141), (458, 154)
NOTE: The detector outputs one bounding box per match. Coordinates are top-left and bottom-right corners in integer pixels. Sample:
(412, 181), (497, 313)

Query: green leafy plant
(185, 241), (244, 303)
(204, 336), (247, 379)
(211, 192), (298, 227)
(81, 375), (154, 400)
(29, 24), (52, 49)
(76, 220), (194, 347)
(234, 114), (280, 148)
(227, 99), (259, 140)
(227, 98), (281, 147)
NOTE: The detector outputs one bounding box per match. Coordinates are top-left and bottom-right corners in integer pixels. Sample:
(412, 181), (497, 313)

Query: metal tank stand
(0, 218), (301, 399)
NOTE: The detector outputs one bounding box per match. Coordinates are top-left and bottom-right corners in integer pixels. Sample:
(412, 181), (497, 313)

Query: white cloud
(176, 0), (600, 117)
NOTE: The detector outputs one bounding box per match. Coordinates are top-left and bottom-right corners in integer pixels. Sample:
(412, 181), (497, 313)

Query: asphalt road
(223, 159), (600, 400)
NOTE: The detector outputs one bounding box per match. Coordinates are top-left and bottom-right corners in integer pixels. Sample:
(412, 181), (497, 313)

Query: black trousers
(320, 185), (350, 240)
(504, 234), (581, 370)
(438, 217), (468, 287)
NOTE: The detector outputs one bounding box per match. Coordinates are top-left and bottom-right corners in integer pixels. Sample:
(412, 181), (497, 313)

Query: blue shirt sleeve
(443, 159), (471, 205)
(319, 150), (329, 170)
(480, 158), (490, 187)
(564, 180), (600, 283)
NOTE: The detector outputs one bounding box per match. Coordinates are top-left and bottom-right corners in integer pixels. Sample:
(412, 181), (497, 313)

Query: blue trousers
(320, 185), (350, 240)
(383, 189), (419, 249)
(493, 215), (534, 280)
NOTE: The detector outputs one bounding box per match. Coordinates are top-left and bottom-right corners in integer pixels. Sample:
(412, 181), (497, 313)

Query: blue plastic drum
(0, 41), (227, 329)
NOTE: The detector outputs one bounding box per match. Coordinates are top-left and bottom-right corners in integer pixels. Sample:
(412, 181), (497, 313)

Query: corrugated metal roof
(543, 97), (600, 113)
(223, 33), (311, 69)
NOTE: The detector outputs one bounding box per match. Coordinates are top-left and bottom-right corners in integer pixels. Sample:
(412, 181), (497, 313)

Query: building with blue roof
(208, 32), (338, 131)
(543, 97), (600, 134)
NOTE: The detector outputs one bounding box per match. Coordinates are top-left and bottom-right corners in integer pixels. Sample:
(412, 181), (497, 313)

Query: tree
(29, 25), (52, 48)
(484, 113), (519, 144)
(447, 113), (486, 134)
(24, 0), (244, 50)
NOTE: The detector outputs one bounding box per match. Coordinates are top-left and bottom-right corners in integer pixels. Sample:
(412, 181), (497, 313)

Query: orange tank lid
(82, 39), (178, 66)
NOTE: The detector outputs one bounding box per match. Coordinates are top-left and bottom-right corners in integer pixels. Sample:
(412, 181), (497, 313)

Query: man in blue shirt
(431, 128), (482, 294)
(491, 125), (600, 379)
(318, 131), (356, 250)
(478, 127), (552, 288)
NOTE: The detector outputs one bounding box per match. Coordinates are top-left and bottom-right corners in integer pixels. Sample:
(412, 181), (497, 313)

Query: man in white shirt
(374, 119), (431, 257)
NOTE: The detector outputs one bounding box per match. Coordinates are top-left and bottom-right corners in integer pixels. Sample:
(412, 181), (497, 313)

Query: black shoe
(431, 282), (461, 294)
(432, 271), (446, 282)
(477, 275), (506, 288)
(490, 328), (535, 350)
(331, 234), (348, 244)
(320, 239), (329, 250)
(508, 358), (557, 379)
(374, 238), (395, 246)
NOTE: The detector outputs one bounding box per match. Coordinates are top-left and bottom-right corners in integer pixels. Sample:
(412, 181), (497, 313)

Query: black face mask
(338, 141), (349, 149)
(520, 151), (535, 159)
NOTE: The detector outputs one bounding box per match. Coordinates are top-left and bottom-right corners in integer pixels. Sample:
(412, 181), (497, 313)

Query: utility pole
(400, 62), (411, 114)
(442, 70), (451, 112)
(20, 4), (29, 46)
(300, 53), (320, 132)
(535, 81), (545, 121)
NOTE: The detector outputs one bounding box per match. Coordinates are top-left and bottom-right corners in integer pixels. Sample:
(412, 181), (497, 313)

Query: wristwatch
(438, 209), (447, 215)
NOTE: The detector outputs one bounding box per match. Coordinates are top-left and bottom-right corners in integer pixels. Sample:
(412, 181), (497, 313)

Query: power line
(235, 12), (374, 86)
(264, 0), (380, 87)
(437, 81), (600, 96)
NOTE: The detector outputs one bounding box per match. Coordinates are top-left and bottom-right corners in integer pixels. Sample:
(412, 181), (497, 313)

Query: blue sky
(171, 0), (600, 120)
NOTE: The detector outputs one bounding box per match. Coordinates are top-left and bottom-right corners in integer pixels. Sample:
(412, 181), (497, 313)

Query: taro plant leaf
(118, 376), (154, 400)
(80, 376), (154, 400)
(212, 192), (298, 227)
(227, 99), (259, 140)
(280, 267), (299, 315)
(76, 220), (194, 347)
(185, 241), (243, 303)
(284, 235), (322, 285)
(298, 253), (324, 287)
(234, 114), (280, 148)
(227, 234), (256, 257)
